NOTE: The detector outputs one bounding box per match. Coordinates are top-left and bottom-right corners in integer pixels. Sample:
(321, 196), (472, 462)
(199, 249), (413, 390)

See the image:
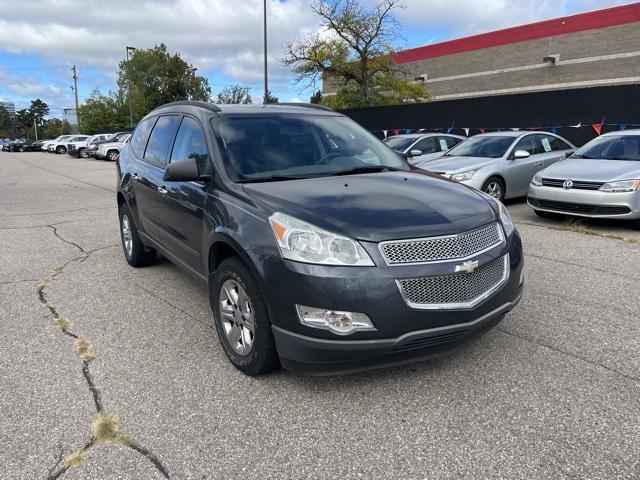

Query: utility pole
(33, 118), (38, 140)
(263, 0), (268, 104)
(72, 65), (80, 133)
(126, 46), (136, 127)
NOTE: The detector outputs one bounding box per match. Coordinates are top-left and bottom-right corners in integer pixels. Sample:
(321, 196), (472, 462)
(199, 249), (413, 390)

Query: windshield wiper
(331, 166), (404, 176)
(238, 174), (315, 183)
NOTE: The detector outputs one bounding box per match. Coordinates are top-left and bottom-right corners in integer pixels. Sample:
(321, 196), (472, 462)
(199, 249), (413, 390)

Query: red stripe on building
(394, 3), (640, 64)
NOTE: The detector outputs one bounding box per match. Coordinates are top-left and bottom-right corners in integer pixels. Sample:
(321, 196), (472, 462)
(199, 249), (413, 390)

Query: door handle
(157, 186), (168, 195)
(534, 162), (543, 166)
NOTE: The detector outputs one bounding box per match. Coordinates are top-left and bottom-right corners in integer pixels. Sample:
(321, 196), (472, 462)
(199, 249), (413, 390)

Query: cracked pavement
(1, 151), (639, 479)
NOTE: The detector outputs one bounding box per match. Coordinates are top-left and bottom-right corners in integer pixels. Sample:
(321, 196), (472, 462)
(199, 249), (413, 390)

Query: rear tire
(79, 148), (88, 158)
(481, 176), (505, 202)
(210, 257), (279, 376)
(55, 146), (66, 154)
(118, 203), (156, 267)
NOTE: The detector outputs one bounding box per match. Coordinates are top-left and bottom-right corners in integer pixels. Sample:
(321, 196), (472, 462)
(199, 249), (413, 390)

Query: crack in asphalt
(38, 226), (170, 479)
(135, 282), (214, 329)
(496, 328), (639, 383)
(0, 205), (114, 218)
(515, 220), (640, 244)
(525, 252), (640, 281)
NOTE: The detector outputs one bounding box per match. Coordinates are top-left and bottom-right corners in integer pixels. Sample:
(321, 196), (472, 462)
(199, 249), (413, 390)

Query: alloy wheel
(121, 213), (133, 258)
(219, 279), (255, 356)
(484, 181), (502, 199)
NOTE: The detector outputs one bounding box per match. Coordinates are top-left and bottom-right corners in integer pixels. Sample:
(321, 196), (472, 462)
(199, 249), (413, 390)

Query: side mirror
(408, 149), (423, 157)
(513, 149), (530, 159)
(163, 157), (210, 182)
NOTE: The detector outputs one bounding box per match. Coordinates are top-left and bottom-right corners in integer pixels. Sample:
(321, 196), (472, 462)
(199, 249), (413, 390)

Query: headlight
(269, 212), (374, 266)
(296, 305), (375, 335)
(599, 179), (640, 193)
(531, 173), (543, 186)
(498, 201), (515, 237)
(450, 170), (476, 182)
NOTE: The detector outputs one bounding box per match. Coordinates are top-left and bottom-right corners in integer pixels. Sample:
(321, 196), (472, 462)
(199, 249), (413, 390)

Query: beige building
(323, 3), (640, 100)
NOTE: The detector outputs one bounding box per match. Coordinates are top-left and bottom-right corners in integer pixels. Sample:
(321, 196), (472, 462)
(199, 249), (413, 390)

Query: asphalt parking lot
(1, 151), (639, 479)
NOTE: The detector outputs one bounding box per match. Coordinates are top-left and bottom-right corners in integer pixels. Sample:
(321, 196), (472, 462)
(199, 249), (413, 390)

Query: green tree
(42, 118), (71, 139)
(263, 89), (279, 104)
(78, 88), (129, 134)
(310, 90), (323, 104)
(216, 85), (253, 104)
(283, 0), (427, 108)
(28, 99), (49, 127)
(14, 109), (34, 138)
(0, 104), (12, 137)
(118, 43), (211, 122)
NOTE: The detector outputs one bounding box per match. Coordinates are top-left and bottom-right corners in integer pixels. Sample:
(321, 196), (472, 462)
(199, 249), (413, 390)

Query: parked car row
(2, 132), (132, 161)
(387, 129), (639, 228)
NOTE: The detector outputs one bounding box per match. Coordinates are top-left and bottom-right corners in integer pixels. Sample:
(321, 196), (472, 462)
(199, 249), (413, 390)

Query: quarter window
(540, 134), (572, 152)
(144, 115), (180, 166)
(130, 118), (156, 158)
(438, 136), (462, 151)
(170, 117), (211, 175)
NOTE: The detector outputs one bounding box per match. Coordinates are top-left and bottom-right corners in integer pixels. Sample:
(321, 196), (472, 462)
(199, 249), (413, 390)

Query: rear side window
(540, 134), (572, 152)
(438, 136), (462, 151)
(130, 118), (156, 157)
(144, 115), (180, 166)
(170, 117), (210, 175)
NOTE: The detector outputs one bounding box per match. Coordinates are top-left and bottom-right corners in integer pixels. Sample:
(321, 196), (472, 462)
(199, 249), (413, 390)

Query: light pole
(263, 0), (268, 104)
(126, 46), (136, 127)
(71, 65), (80, 132)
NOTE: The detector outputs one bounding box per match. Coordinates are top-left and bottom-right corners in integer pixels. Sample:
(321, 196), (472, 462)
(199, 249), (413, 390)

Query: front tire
(56, 146), (67, 154)
(107, 150), (119, 161)
(18, 146), (24, 152)
(118, 203), (156, 267)
(481, 176), (505, 201)
(211, 257), (279, 376)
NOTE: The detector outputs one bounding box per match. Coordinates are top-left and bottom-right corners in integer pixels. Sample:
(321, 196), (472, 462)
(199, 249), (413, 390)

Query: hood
(408, 151), (446, 166)
(243, 171), (496, 242)
(421, 155), (497, 173)
(540, 158), (640, 182)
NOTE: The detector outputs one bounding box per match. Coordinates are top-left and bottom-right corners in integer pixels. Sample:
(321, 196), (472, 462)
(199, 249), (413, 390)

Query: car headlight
(531, 173), (543, 186)
(450, 170), (476, 182)
(599, 179), (640, 193)
(498, 201), (515, 237)
(269, 212), (374, 266)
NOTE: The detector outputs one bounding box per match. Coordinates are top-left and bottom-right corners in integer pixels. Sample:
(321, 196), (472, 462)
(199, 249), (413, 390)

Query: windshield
(445, 136), (514, 158)
(383, 136), (418, 151)
(215, 115), (407, 182)
(572, 135), (640, 161)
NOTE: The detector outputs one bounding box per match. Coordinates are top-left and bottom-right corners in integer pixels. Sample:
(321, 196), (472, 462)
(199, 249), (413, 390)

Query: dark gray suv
(117, 101), (524, 376)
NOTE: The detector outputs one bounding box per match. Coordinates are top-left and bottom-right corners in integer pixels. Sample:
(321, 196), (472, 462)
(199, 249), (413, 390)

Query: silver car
(424, 132), (575, 200)
(384, 133), (465, 165)
(95, 134), (131, 161)
(528, 130), (640, 227)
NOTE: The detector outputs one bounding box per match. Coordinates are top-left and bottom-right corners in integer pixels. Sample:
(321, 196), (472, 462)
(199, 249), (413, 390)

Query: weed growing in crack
(40, 230), (171, 479)
(63, 449), (88, 469)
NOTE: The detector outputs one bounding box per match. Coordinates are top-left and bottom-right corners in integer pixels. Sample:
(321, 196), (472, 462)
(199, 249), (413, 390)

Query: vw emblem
(563, 179), (573, 189)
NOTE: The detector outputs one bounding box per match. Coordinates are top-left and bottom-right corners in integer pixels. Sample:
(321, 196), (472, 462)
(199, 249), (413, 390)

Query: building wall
(322, 22), (640, 100)
(1, 101), (16, 116)
(408, 23), (640, 99)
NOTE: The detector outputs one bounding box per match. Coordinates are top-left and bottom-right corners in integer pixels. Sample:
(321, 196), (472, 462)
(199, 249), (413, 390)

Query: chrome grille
(542, 178), (604, 190)
(380, 222), (502, 265)
(397, 255), (508, 309)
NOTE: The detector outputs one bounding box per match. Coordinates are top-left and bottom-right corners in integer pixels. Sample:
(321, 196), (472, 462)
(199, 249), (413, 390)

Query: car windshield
(445, 136), (514, 158)
(383, 136), (418, 151)
(215, 115), (408, 182)
(572, 135), (640, 161)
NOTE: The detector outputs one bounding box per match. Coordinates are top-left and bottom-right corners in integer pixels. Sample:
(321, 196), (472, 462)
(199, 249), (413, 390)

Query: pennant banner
(592, 123), (603, 135)
(463, 128), (469, 136)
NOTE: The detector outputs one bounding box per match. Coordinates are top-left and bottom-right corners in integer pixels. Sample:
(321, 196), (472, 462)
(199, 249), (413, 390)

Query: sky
(0, 0), (631, 118)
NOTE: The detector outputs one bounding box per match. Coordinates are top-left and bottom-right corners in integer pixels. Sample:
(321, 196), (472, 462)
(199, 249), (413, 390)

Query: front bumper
(254, 231), (524, 375)
(528, 184), (640, 219)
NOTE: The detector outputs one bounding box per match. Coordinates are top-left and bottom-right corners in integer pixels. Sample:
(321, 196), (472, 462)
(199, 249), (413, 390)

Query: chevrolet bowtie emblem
(455, 260), (479, 274)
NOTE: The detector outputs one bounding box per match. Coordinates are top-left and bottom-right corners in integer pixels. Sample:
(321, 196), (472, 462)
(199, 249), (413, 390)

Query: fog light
(295, 305), (375, 335)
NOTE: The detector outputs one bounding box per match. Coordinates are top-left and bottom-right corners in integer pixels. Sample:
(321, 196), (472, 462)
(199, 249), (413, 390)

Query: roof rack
(151, 100), (221, 113)
(278, 102), (334, 112)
